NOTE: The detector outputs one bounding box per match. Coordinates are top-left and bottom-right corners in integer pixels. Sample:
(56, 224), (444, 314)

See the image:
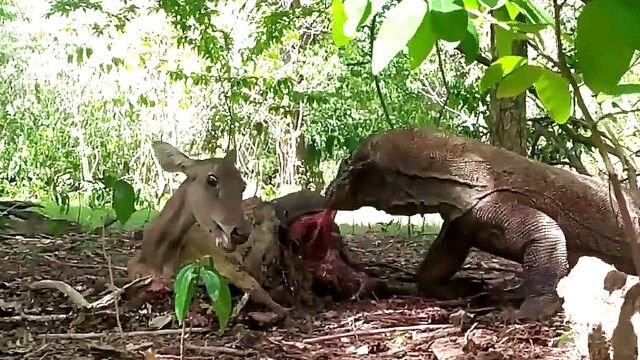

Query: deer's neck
(141, 183), (196, 267)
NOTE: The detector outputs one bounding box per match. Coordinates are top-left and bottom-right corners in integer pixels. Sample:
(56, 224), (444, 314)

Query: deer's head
(153, 141), (251, 252)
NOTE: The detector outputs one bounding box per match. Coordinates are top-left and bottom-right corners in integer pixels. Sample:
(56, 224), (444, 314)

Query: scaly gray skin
(325, 128), (640, 320)
(270, 189), (341, 243)
(271, 189), (330, 226)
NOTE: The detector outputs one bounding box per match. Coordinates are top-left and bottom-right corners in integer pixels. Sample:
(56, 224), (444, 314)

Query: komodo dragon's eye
(206, 174), (218, 187)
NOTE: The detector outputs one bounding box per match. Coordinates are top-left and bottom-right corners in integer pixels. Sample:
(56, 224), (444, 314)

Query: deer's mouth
(215, 222), (250, 253)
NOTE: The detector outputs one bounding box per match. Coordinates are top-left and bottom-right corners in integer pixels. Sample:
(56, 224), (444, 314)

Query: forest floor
(0, 227), (587, 359)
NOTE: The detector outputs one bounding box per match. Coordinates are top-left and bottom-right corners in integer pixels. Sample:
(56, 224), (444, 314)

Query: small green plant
(173, 257), (233, 330)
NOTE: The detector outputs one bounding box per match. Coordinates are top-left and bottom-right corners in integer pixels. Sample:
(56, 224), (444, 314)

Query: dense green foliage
(0, 0), (639, 229)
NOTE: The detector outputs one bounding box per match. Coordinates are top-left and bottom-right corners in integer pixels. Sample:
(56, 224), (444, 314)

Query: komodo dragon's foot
(514, 294), (562, 321)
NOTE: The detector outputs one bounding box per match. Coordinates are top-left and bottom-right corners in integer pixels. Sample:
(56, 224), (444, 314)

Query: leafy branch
(368, 15), (392, 126)
(550, 0), (640, 278)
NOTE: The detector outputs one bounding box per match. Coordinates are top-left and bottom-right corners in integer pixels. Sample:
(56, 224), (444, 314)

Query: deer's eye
(206, 174), (218, 187)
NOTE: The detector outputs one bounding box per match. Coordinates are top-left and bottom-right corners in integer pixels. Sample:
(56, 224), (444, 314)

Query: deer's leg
(214, 254), (290, 315)
(415, 217), (475, 299)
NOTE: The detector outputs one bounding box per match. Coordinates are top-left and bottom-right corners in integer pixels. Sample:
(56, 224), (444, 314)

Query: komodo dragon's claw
(514, 295), (563, 321)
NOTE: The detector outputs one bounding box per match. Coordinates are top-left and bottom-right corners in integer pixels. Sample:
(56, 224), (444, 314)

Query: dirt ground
(0, 228), (584, 359)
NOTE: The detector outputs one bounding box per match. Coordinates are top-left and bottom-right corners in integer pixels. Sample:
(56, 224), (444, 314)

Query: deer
(127, 141), (290, 314)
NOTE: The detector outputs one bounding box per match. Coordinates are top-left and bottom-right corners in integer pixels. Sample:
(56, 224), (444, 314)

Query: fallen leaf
(148, 314), (172, 329)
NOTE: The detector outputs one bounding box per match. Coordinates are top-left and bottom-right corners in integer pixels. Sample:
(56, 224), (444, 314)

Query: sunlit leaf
(496, 64), (542, 98)
(479, 55), (528, 93)
(430, 0), (469, 42)
(505, 1), (521, 19)
(343, 0), (369, 37)
(575, 0), (640, 93)
(407, 11), (435, 69)
(534, 69), (571, 124)
(331, 0), (350, 46)
(112, 179), (136, 225)
(462, 0), (480, 10)
(372, 0), (428, 74)
(174, 264), (198, 325)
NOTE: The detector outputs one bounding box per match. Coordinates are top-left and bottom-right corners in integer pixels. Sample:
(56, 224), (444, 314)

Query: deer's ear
(224, 149), (237, 164)
(152, 141), (194, 173)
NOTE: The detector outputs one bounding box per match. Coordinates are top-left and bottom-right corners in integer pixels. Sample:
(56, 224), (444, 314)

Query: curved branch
(435, 41), (450, 126)
(552, 0), (640, 279)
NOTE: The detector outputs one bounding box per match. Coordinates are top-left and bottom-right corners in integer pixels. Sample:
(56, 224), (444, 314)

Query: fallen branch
(302, 324), (451, 343)
(184, 343), (250, 356)
(36, 327), (213, 340)
(29, 280), (90, 308)
(0, 314), (73, 323)
(29, 275), (152, 310)
(43, 254), (128, 272)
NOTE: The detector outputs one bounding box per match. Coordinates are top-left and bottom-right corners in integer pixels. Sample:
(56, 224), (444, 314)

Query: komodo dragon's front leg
(417, 194), (569, 320)
(415, 218), (478, 300)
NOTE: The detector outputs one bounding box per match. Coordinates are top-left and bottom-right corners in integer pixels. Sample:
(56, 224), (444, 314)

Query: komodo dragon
(325, 127), (639, 320)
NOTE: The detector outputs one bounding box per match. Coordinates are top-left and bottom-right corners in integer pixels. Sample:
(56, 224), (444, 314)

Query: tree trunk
(488, 25), (528, 156)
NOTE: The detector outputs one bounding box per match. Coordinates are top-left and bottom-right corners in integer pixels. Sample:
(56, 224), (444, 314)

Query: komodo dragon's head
(324, 128), (460, 216)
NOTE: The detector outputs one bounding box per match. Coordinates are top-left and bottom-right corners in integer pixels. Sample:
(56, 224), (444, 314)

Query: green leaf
(494, 26), (528, 57)
(534, 69), (571, 124)
(407, 11), (435, 69)
(112, 179), (136, 225)
(505, 1), (521, 19)
(605, 84), (640, 96)
(174, 264), (198, 325)
(479, 0), (505, 9)
(462, 0), (479, 10)
(430, 0), (469, 42)
(506, 21), (549, 33)
(331, 0), (350, 46)
(496, 64), (542, 98)
(510, 0), (553, 24)
(458, 21), (479, 64)
(343, 0), (369, 37)
(212, 275), (232, 330)
(575, 0), (640, 93)
(479, 55), (528, 93)
(200, 269), (222, 302)
(362, 0), (388, 24)
(372, 0), (428, 74)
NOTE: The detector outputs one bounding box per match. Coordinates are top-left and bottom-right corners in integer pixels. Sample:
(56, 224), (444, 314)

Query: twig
(180, 320), (187, 360)
(368, 262), (416, 277)
(368, 15), (392, 126)
(184, 344), (250, 356)
(0, 314), (72, 323)
(36, 327), (213, 340)
(302, 324), (451, 343)
(100, 227), (122, 332)
(604, 123), (638, 189)
(42, 254), (127, 271)
(435, 41), (450, 126)
(23, 343), (50, 358)
(599, 108), (640, 121)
